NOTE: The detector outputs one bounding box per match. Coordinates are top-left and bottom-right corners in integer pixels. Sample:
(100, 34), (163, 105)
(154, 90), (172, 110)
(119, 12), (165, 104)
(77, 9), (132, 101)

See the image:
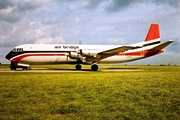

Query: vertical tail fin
(145, 24), (160, 42)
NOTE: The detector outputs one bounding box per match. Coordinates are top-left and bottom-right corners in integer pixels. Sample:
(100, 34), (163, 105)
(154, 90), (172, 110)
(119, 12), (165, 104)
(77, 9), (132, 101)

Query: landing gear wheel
(75, 64), (82, 70)
(11, 67), (16, 70)
(91, 64), (98, 71)
(23, 68), (28, 70)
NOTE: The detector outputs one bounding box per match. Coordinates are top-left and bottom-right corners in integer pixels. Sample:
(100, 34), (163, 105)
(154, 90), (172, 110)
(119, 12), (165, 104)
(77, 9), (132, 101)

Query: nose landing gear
(9, 62), (30, 70)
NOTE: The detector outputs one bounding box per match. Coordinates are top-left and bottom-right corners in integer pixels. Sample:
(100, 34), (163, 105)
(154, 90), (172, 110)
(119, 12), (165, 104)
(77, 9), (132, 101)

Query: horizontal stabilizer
(150, 40), (174, 50)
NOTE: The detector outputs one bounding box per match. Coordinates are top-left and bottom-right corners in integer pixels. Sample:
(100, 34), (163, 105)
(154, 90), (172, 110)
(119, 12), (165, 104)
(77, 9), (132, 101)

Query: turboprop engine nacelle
(81, 50), (98, 57)
(69, 51), (82, 59)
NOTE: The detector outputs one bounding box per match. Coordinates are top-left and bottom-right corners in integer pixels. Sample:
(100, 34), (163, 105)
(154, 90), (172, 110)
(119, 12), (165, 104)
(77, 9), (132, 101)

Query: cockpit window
(12, 48), (23, 52)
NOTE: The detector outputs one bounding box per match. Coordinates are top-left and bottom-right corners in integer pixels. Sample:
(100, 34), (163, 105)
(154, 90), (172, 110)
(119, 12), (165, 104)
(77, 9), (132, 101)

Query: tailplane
(145, 24), (160, 42)
(149, 40), (174, 50)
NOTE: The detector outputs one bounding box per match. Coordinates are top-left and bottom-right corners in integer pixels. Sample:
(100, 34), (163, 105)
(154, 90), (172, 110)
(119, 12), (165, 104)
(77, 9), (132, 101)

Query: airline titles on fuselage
(54, 45), (79, 50)
(13, 45), (79, 52)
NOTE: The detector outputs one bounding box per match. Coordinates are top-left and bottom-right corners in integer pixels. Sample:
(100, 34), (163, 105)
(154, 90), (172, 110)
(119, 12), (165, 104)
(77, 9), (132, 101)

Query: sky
(0, 0), (180, 65)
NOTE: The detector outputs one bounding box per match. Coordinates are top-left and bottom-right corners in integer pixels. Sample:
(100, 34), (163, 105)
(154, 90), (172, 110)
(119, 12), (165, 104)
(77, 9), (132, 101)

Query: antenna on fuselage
(79, 40), (82, 45)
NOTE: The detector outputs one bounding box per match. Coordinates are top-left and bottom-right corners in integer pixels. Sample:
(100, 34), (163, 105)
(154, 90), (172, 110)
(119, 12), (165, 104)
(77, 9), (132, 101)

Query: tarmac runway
(0, 67), (141, 72)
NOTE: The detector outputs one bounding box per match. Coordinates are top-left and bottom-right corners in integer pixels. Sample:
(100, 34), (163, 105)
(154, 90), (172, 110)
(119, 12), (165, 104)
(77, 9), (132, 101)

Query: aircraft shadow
(31, 67), (140, 72)
(33, 68), (92, 71)
(106, 67), (139, 70)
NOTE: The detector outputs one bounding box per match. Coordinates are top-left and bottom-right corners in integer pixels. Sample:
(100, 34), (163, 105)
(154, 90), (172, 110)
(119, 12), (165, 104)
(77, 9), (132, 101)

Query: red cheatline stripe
(11, 53), (66, 62)
(125, 51), (142, 56)
(116, 50), (164, 56)
(116, 51), (142, 56)
(143, 50), (164, 56)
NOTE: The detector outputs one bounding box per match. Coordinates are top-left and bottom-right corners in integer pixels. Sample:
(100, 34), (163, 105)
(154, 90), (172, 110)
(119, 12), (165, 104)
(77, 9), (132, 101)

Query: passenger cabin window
(12, 48), (23, 52)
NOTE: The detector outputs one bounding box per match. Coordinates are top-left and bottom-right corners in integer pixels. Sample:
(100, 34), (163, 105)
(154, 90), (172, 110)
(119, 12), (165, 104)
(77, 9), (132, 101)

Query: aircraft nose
(5, 51), (13, 60)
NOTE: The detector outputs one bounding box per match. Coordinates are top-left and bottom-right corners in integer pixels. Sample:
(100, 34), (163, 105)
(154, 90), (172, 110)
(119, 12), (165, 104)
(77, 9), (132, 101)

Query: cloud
(34, 36), (65, 44)
(0, 0), (46, 23)
(0, 5), (22, 23)
(154, 0), (180, 8)
(0, 0), (12, 10)
(0, 0), (179, 24)
(85, 0), (104, 9)
(106, 0), (138, 12)
(104, 0), (180, 12)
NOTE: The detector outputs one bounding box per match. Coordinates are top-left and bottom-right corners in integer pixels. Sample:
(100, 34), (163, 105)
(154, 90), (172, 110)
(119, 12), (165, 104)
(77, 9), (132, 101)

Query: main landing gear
(75, 63), (98, 71)
(75, 64), (82, 70)
(91, 63), (98, 71)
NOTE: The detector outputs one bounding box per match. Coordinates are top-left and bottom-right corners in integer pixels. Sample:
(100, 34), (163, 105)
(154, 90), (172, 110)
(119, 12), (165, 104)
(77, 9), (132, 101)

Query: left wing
(96, 46), (137, 60)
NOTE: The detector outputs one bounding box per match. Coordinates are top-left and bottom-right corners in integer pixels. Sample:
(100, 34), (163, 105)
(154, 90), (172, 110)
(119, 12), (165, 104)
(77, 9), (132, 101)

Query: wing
(97, 46), (137, 59)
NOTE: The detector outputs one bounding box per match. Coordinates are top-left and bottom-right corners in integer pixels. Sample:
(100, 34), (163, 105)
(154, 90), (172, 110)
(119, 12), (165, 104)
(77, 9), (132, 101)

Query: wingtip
(169, 40), (174, 42)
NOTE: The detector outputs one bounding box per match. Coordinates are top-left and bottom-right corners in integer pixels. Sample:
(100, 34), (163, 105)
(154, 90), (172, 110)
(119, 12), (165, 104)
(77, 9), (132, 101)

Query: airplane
(5, 24), (173, 71)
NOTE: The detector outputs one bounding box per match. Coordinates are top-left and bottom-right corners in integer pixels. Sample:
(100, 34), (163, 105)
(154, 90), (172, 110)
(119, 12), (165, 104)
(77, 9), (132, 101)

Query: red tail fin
(145, 24), (160, 42)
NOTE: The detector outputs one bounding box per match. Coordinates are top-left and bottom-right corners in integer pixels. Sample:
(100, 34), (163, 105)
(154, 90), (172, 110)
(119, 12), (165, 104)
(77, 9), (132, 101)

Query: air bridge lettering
(63, 45), (79, 50)
(54, 45), (79, 50)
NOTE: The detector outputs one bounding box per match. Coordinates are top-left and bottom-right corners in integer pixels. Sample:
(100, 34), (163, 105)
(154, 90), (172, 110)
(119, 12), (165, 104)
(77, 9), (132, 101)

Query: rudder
(145, 24), (160, 42)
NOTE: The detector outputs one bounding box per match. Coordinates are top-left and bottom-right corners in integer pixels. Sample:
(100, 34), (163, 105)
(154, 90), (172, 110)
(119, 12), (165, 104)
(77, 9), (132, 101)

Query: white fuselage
(8, 42), (163, 65)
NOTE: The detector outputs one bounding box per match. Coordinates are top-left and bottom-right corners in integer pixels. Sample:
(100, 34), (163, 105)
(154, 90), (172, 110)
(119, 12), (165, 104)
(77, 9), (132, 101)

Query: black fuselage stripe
(6, 51), (70, 60)
(143, 41), (160, 47)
